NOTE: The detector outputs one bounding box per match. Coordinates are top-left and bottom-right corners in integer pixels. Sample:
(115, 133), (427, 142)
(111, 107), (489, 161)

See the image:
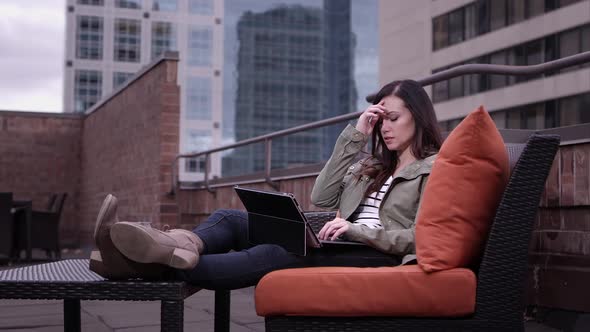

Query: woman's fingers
(330, 223), (349, 241)
(318, 219), (343, 240)
(318, 219), (337, 239)
(319, 220), (349, 241)
(318, 222), (329, 240)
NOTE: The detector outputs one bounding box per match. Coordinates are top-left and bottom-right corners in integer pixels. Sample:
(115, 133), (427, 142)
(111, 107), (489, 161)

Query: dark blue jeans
(176, 209), (400, 290)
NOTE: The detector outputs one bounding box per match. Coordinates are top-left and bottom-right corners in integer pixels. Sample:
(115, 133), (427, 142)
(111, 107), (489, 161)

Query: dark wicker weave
(0, 259), (203, 332)
(266, 134), (560, 332)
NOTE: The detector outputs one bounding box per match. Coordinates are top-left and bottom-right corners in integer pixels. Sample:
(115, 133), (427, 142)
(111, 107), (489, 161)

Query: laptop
(234, 186), (365, 256)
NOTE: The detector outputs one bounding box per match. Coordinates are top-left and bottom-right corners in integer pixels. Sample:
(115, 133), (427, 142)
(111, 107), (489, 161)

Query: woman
(90, 79), (442, 289)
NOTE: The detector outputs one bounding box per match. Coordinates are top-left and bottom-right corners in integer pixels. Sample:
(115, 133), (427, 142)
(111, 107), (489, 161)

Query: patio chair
(256, 133), (560, 331)
(14, 193), (67, 260)
(0, 192), (14, 261)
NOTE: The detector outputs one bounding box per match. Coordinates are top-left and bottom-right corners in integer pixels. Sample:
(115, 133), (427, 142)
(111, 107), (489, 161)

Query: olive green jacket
(311, 125), (436, 264)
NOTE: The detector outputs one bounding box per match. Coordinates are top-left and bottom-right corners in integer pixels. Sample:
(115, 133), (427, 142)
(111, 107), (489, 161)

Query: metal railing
(169, 50), (590, 195)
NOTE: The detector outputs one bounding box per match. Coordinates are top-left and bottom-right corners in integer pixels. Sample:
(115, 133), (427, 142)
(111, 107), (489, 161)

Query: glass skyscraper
(221, 0), (377, 176)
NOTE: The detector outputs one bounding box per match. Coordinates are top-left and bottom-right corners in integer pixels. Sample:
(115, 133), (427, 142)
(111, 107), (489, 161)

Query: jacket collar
(362, 153), (437, 181)
(394, 154), (437, 180)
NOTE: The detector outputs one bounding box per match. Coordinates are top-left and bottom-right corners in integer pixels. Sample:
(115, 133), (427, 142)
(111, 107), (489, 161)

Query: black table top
(0, 259), (201, 301)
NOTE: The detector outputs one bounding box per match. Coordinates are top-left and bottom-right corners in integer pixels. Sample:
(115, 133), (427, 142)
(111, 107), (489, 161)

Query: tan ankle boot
(90, 195), (170, 280)
(110, 222), (204, 270)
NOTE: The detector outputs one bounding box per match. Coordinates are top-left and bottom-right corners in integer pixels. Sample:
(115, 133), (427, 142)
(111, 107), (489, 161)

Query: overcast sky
(0, 1), (65, 113)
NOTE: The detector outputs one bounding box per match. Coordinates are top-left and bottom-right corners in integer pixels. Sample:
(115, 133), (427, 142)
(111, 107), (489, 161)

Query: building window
(114, 18), (141, 62)
(76, 16), (103, 60)
(464, 4), (477, 39)
(113, 72), (134, 89)
(115, 0), (141, 9)
(152, 0), (177, 12)
(432, 15), (448, 50)
(475, 0), (490, 35)
(432, 80), (448, 103)
(490, 111), (506, 128)
(489, 51), (507, 89)
(559, 28), (581, 73)
(432, 23), (590, 102)
(431, 0), (583, 51)
(489, 0), (507, 31)
(186, 77), (212, 120)
(151, 22), (177, 59)
(508, 0), (526, 24)
(448, 9), (464, 45)
(77, 0), (104, 5)
(582, 26), (590, 68)
(184, 129), (212, 173)
(74, 70), (102, 113)
(559, 95), (581, 127)
(526, 0), (545, 18)
(189, 0), (213, 15)
(188, 26), (212, 67)
(448, 76), (463, 99)
(521, 104), (544, 129)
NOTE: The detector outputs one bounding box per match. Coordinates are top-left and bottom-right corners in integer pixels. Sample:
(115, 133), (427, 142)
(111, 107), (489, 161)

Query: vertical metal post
(264, 138), (272, 181)
(25, 200), (32, 261)
(204, 153), (215, 193)
(264, 139), (279, 190)
(64, 299), (81, 332)
(214, 290), (230, 332)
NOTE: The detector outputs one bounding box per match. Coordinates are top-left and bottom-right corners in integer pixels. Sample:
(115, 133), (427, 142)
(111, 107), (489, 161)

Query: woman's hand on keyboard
(318, 217), (350, 241)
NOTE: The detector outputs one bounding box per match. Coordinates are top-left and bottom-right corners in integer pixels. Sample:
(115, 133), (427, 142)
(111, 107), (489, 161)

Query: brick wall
(78, 59), (180, 244)
(528, 142), (590, 312)
(0, 56), (180, 249)
(0, 112), (82, 246)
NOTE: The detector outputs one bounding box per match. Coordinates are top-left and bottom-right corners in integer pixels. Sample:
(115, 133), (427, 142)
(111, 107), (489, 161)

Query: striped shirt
(349, 176), (393, 229)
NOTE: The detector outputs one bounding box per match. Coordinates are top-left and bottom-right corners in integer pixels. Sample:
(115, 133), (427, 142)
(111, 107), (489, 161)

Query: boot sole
(93, 195), (115, 244)
(110, 222), (197, 270)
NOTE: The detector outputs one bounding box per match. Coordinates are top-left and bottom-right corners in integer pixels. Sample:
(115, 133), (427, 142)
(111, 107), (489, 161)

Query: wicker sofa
(257, 133), (560, 332)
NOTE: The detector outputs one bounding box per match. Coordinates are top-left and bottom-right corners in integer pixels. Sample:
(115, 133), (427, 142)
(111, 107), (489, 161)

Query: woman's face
(379, 95), (416, 153)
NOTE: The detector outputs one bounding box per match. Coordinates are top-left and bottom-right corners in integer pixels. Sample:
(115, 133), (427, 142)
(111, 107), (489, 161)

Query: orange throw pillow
(415, 106), (509, 272)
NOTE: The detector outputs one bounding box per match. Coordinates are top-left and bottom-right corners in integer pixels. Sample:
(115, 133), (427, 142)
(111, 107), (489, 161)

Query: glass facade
(153, 0), (178, 12)
(184, 129), (212, 173)
(114, 18), (141, 62)
(432, 0), (584, 51)
(186, 76), (212, 120)
(220, 0), (376, 176)
(76, 16), (103, 60)
(187, 26), (212, 67)
(74, 70), (102, 113)
(77, 0), (104, 5)
(189, 0), (214, 15)
(113, 72), (134, 89)
(440, 92), (590, 131)
(115, 0), (141, 9)
(432, 23), (590, 103)
(152, 22), (177, 60)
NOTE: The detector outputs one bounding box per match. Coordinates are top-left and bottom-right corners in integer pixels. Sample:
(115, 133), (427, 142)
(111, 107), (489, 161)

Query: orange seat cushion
(415, 106), (510, 272)
(255, 265), (476, 317)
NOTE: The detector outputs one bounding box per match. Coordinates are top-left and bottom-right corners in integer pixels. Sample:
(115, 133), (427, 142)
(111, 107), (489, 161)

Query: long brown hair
(361, 80), (442, 195)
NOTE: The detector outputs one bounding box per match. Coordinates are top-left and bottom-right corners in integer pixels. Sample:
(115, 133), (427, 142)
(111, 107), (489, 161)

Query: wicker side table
(0, 259), (206, 332)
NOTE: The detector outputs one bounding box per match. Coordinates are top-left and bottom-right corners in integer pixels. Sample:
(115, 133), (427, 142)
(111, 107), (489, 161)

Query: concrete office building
(379, 0), (590, 130)
(63, 0), (223, 181)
